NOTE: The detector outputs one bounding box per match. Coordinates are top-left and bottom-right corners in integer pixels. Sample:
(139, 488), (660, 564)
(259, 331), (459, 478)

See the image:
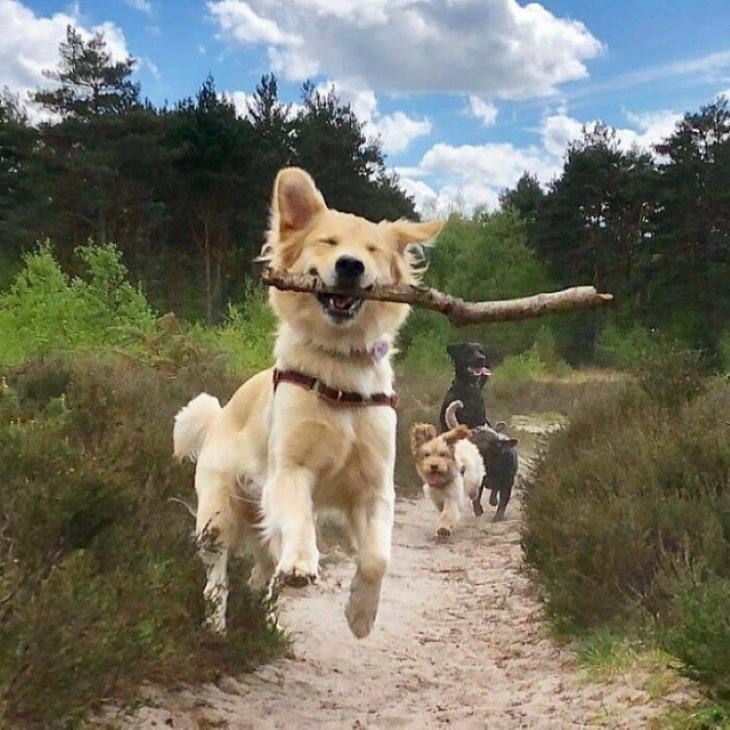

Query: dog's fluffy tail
(173, 393), (221, 462)
(444, 399), (464, 429)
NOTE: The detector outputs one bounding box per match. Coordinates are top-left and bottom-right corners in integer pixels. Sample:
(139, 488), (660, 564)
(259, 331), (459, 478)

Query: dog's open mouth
(425, 472), (444, 486)
(316, 293), (364, 321)
(468, 366), (491, 379)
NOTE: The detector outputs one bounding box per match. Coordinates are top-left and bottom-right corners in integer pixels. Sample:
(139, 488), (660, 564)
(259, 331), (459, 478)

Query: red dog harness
(273, 369), (398, 409)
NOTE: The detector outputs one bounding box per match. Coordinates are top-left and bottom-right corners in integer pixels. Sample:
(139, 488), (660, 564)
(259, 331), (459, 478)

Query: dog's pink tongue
(333, 295), (352, 310)
(425, 473), (441, 485)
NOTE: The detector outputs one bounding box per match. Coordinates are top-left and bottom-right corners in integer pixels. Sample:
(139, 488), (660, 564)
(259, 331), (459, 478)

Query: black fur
(438, 342), (491, 431)
(469, 424), (519, 522)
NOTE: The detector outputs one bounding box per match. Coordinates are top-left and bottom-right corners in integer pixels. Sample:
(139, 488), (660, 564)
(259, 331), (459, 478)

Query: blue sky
(3, 0), (730, 211)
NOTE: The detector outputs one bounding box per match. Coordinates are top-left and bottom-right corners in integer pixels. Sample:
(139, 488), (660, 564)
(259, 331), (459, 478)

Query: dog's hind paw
(345, 574), (380, 639)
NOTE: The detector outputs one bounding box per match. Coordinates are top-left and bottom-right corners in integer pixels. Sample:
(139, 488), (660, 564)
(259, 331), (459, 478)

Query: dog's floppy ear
(389, 219), (444, 251)
(443, 424), (471, 445)
(273, 167), (326, 237)
(410, 423), (438, 453)
(446, 342), (466, 360)
(494, 421), (506, 433)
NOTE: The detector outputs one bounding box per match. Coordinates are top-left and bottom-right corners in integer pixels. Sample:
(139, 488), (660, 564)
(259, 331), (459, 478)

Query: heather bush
(0, 352), (284, 727)
(522, 346), (730, 703)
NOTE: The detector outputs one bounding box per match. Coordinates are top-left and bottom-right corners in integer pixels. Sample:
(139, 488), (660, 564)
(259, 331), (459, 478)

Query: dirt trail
(130, 483), (693, 729)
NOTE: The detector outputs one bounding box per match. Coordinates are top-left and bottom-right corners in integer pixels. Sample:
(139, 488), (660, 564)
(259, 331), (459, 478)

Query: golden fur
(409, 421), (485, 537)
(173, 167), (443, 637)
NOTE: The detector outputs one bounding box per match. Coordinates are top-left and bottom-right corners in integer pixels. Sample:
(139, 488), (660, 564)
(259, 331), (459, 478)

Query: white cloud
(0, 0), (132, 116)
(398, 176), (438, 213)
(401, 104), (686, 215)
(618, 109), (682, 150)
(375, 111), (432, 154)
(207, 0), (602, 98)
(317, 79), (432, 155)
(466, 96), (498, 126)
(207, 0), (300, 46)
(399, 140), (560, 214)
(139, 57), (161, 81)
(124, 0), (153, 14)
(539, 108), (682, 157)
(421, 142), (559, 189)
(540, 111), (583, 156)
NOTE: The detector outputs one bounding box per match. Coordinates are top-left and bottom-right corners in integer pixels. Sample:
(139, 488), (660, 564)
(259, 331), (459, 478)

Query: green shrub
(0, 352), (284, 727)
(631, 338), (708, 410)
(663, 573), (730, 701)
(597, 320), (652, 369)
(490, 343), (569, 401)
(0, 242), (154, 366)
(522, 358), (730, 633)
(190, 284), (276, 375)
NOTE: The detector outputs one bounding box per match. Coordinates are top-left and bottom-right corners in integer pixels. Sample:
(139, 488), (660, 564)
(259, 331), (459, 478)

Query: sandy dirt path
(128, 480), (694, 730)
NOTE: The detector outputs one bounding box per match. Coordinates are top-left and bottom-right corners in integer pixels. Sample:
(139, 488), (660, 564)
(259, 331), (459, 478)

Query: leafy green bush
(490, 343), (569, 401)
(0, 352), (284, 727)
(189, 284), (276, 374)
(522, 356), (730, 631)
(630, 338), (708, 410)
(597, 320), (653, 369)
(663, 574), (730, 701)
(0, 242), (154, 366)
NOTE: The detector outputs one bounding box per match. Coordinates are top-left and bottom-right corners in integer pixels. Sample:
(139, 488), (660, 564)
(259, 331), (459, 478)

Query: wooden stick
(261, 267), (612, 327)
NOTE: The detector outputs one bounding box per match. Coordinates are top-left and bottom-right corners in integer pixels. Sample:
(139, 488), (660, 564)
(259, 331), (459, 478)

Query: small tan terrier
(410, 420), (486, 538)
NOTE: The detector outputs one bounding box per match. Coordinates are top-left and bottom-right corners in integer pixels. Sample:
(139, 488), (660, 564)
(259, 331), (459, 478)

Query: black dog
(468, 422), (519, 522)
(439, 342), (492, 432)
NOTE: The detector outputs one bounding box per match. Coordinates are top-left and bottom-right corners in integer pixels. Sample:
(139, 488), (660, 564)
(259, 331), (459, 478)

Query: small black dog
(468, 422), (519, 522)
(439, 342), (492, 431)
(444, 399), (519, 521)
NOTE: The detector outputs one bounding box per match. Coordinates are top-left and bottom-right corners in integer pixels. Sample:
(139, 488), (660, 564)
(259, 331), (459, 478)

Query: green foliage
(522, 347), (730, 705)
(399, 210), (557, 366)
(191, 284), (276, 374)
(0, 352), (284, 727)
(658, 703), (730, 730)
(663, 574), (730, 701)
(630, 338), (708, 410)
(597, 319), (653, 369)
(0, 242), (154, 366)
(490, 338), (569, 401)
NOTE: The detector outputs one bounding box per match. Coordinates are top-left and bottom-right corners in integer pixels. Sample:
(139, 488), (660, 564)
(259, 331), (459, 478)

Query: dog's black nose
(335, 256), (365, 281)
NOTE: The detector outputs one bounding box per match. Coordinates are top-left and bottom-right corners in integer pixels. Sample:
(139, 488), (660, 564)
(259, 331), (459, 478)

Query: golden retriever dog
(173, 167), (443, 638)
(409, 407), (485, 538)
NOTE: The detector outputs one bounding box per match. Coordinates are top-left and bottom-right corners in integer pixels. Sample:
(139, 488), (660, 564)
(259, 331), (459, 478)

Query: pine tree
(33, 25), (139, 118)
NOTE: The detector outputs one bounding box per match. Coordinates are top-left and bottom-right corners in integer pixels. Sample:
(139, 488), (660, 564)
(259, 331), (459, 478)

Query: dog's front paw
(274, 565), (318, 587)
(436, 525), (452, 538)
(472, 498), (484, 517)
(274, 554), (319, 587)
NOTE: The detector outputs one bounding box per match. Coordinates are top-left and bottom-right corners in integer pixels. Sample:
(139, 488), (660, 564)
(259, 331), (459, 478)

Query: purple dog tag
(371, 340), (389, 362)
